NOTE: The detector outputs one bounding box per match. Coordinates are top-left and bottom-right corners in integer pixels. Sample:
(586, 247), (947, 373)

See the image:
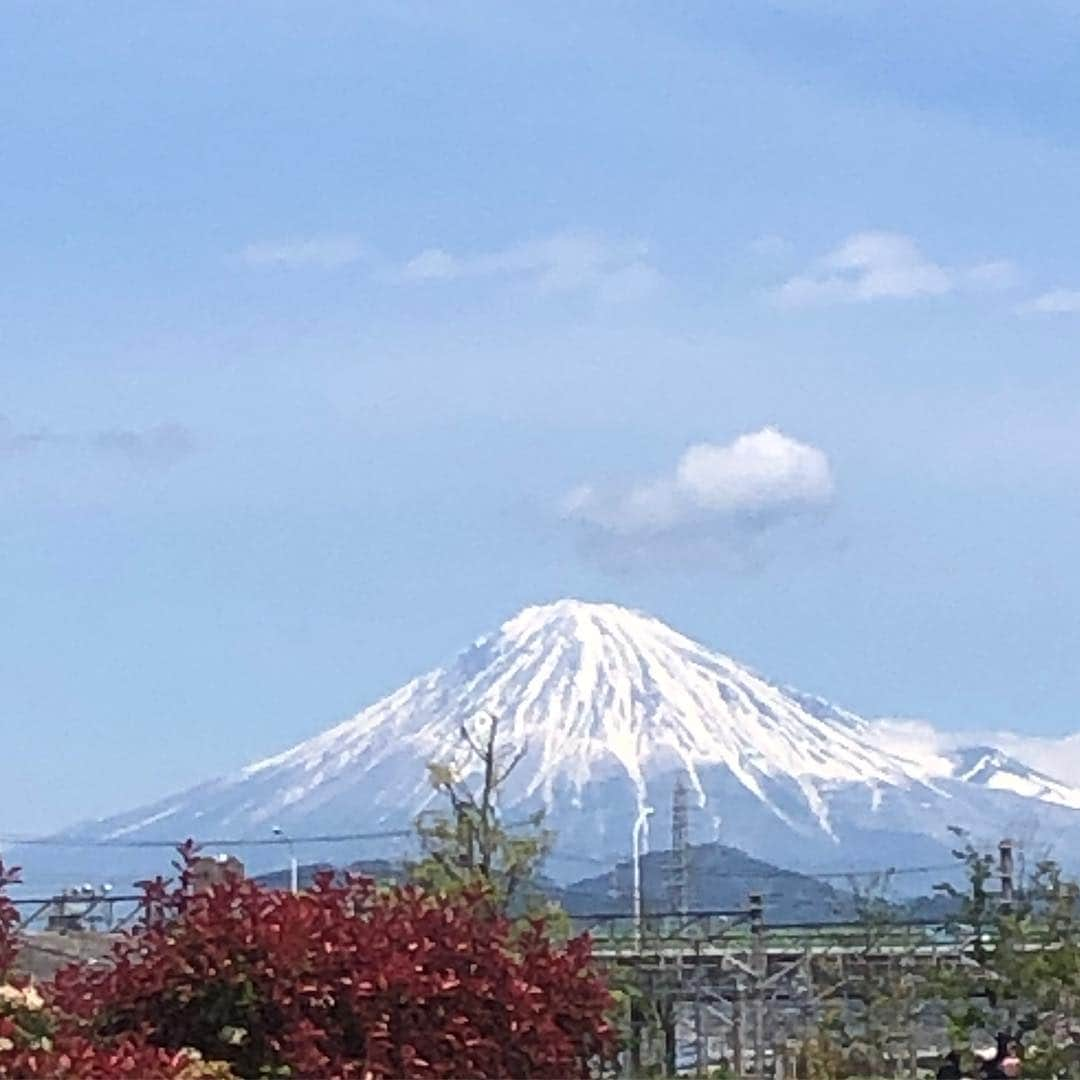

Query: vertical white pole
(273, 826), (299, 895)
(632, 820), (643, 951)
(632, 805), (654, 951)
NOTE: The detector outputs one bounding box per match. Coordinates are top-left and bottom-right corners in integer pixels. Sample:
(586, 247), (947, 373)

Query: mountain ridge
(256, 841), (858, 924)
(29, 599), (1080, 890)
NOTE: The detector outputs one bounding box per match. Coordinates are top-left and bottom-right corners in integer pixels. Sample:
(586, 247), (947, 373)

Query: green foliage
(931, 829), (1080, 1077)
(0, 863), (20, 980)
(790, 835), (1080, 1079)
(808, 871), (925, 1079)
(409, 713), (554, 916)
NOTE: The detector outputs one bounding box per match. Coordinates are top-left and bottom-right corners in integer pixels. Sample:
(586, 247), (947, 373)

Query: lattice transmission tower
(666, 776), (690, 913)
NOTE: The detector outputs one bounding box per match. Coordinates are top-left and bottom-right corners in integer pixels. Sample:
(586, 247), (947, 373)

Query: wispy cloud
(0, 417), (195, 467)
(563, 427), (835, 569)
(93, 423), (196, 466)
(965, 260), (1021, 291)
(0, 415), (56, 457)
(398, 230), (663, 303)
(234, 228), (662, 302)
(775, 231), (1016, 307)
(237, 235), (366, 269)
(1019, 288), (1080, 314)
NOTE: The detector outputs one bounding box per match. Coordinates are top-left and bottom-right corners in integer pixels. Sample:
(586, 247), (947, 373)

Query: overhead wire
(3, 817), (969, 911)
(3, 831), (963, 888)
(0, 828), (416, 849)
(0, 816), (547, 851)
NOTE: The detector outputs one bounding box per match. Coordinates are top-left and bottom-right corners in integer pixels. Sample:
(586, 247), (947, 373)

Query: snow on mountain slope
(41, 600), (1080, 886)
(946, 746), (1080, 810)
(867, 717), (1080, 791)
(237, 600), (935, 822)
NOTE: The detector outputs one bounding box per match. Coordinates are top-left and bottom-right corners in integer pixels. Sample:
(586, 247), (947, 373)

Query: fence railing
(11, 890), (143, 933)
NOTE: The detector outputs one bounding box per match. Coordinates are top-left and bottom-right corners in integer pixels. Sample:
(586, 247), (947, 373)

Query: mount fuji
(35, 600), (1080, 890)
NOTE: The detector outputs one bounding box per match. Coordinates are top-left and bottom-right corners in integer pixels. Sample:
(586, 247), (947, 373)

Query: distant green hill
(257, 842), (877, 924)
(547, 842), (858, 923)
(256, 857), (403, 892)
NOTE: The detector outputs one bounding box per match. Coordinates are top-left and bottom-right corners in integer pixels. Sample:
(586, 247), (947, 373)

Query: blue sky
(4, 1), (1080, 834)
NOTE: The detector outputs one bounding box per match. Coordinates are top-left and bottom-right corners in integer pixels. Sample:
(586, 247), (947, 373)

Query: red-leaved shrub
(0, 1033), (214, 1079)
(0, 861), (216, 1078)
(0, 862), (20, 978)
(44, 846), (615, 1078)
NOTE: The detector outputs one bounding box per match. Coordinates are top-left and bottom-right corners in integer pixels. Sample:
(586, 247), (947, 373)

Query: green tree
(809, 871), (927, 1079)
(933, 830), (1080, 1077)
(410, 712), (554, 915)
(932, 833), (1002, 1049)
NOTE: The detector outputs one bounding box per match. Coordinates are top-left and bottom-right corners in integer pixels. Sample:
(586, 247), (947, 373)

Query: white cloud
(233, 228), (661, 302)
(594, 260), (664, 305)
(675, 431), (834, 514)
(563, 428), (835, 567)
(398, 230), (662, 302)
(863, 719), (955, 774)
(1019, 288), (1080, 314)
(866, 717), (1080, 788)
(401, 248), (461, 281)
(775, 231), (1016, 307)
(964, 259), (1021, 291)
(237, 235), (365, 269)
(997, 734), (1080, 786)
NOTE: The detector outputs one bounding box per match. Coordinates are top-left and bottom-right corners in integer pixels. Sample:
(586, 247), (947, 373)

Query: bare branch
(493, 739), (528, 788)
(459, 719), (487, 761)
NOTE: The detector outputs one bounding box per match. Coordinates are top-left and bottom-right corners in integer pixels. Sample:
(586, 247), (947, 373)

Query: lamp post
(272, 826), (298, 895)
(632, 804), (654, 952)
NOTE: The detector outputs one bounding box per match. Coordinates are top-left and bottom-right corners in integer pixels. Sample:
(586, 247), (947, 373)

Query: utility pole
(999, 838), (1014, 914)
(628, 995), (645, 1077)
(749, 892), (765, 1078)
(732, 982), (744, 1079)
(623, 994), (636, 1080)
(999, 837), (1017, 1037)
(662, 995), (677, 1078)
(693, 942), (705, 1078)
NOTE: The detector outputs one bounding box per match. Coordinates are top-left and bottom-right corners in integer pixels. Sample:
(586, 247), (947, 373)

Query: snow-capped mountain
(946, 746), (1080, 811)
(866, 718), (1080, 796)
(36, 600), (1080, 890)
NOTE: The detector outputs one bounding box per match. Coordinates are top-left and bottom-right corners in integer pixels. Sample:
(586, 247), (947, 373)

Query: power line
(3, 831), (964, 890)
(1, 815), (548, 851)
(4, 833), (963, 886)
(0, 828), (415, 850)
(544, 850), (612, 867)
(764, 861), (961, 881)
(550, 853), (962, 880)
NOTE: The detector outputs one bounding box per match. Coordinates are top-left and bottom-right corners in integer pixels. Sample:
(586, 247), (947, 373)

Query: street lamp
(272, 826), (298, 895)
(101, 883), (115, 930)
(632, 804), (654, 952)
